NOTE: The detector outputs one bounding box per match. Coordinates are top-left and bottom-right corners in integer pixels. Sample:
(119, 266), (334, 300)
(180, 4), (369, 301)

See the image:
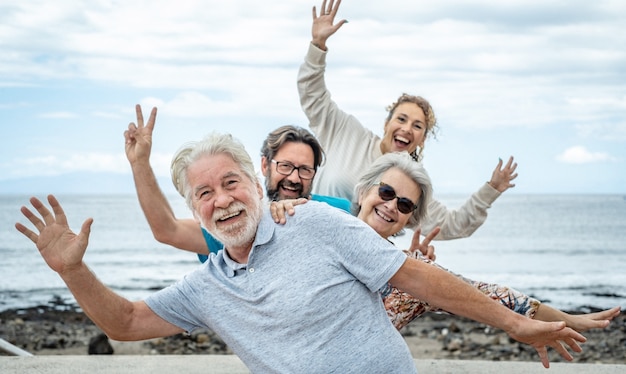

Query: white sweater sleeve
(419, 182), (502, 240)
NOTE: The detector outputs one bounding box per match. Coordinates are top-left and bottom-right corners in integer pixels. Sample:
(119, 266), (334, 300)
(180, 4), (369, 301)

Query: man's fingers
(19, 205), (43, 232)
(48, 195), (68, 227)
(270, 203), (286, 223)
(30, 196), (57, 227)
(15, 222), (38, 244)
(284, 202), (296, 215)
(135, 104), (144, 128)
(549, 340), (573, 362)
(146, 107), (157, 130)
(80, 218), (94, 241)
(562, 336), (582, 353)
(534, 346), (550, 369)
(17, 195), (65, 238)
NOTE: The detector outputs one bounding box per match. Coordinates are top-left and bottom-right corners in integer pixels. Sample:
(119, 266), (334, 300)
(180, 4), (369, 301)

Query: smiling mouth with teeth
(218, 211), (242, 221)
(394, 135), (410, 146)
(375, 208), (393, 223)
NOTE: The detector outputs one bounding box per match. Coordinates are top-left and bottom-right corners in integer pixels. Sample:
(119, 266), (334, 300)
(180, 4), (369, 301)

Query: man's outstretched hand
(16, 194), (93, 275)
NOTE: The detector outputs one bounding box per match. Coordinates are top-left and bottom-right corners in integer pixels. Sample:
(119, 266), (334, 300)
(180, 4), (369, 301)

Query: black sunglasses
(377, 182), (417, 214)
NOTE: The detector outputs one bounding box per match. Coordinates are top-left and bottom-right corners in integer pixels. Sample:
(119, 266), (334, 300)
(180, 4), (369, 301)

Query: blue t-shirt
(197, 194), (351, 263)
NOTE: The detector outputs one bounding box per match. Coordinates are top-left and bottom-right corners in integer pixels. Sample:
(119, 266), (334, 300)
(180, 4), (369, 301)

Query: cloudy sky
(1, 0), (624, 197)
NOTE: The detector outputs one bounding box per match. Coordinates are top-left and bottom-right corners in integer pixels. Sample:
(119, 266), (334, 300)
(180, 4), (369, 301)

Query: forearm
(131, 161), (208, 253)
(61, 263), (183, 341)
(60, 263), (141, 340)
(391, 252), (540, 328)
(390, 258), (525, 333)
(131, 160), (177, 234)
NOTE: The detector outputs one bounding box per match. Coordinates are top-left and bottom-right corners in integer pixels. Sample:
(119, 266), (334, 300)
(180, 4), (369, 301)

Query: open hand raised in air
(15, 195), (93, 275)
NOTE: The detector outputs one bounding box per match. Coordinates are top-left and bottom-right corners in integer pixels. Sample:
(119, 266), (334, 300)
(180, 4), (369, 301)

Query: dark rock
(88, 333), (114, 355)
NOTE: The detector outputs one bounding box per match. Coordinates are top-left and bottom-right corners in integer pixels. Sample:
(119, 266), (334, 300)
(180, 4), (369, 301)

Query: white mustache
(212, 202), (247, 222)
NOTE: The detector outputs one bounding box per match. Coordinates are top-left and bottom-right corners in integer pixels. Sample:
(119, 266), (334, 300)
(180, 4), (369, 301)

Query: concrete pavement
(1, 355), (624, 373)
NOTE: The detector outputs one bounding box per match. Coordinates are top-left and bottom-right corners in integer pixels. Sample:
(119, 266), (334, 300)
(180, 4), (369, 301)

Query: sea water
(1, 194), (625, 312)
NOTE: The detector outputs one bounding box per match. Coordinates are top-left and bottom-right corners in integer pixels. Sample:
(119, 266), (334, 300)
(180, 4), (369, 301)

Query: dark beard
(265, 179), (305, 201)
(266, 187), (281, 202)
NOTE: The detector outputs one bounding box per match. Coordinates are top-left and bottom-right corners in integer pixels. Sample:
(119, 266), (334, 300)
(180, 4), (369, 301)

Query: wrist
(311, 40), (327, 51)
(59, 261), (89, 278)
(130, 158), (152, 170)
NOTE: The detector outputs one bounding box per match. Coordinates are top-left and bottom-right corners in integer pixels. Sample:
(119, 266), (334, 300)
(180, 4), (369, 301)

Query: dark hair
(260, 125), (325, 169)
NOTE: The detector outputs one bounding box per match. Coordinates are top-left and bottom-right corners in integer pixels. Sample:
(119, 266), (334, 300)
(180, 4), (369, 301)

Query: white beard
(205, 199), (262, 249)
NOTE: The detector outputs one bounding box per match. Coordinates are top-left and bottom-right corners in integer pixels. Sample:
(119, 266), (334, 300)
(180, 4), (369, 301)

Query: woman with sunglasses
(356, 152), (620, 331)
(298, 0), (517, 242)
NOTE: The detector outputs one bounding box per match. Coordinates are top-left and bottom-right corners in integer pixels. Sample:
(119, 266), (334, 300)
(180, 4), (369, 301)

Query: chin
(218, 230), (255, 249)
(215, 215), (260, 249)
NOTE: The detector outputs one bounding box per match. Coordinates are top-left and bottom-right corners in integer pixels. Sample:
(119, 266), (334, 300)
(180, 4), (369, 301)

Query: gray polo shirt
(145, 201), (415, 373)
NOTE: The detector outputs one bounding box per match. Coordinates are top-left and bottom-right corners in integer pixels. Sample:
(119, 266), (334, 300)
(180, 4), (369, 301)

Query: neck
(225, 242), (254, 264)
(379, 142), (388, 155)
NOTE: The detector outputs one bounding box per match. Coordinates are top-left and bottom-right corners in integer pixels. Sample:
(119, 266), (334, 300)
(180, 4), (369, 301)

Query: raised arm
(125, 105), (209, 254)
(389, 256), (586, 368)
(419, 156), (518, 240)
(15, 195), (183, 341)
(297, 0), (351, 140)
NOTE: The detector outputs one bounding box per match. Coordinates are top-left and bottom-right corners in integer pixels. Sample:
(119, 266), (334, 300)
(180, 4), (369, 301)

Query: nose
(214, 191), (234, 209)
(286, 169), (302, 183)
(382, 198), (399, 214)
(400, 121), (413, 132)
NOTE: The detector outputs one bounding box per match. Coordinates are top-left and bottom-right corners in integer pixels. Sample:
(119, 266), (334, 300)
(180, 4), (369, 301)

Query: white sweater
(297, 43), (501, 239)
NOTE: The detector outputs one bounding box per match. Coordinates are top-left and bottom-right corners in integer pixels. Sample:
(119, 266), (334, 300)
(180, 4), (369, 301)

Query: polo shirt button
(248, 268), (255, 273)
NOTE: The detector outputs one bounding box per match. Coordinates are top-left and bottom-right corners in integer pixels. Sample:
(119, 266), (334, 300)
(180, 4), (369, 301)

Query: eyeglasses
(377, 182), (417, 214)
(271, 160), (316, 180)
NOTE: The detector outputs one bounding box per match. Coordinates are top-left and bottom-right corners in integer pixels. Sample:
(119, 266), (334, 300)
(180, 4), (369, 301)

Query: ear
(261, 156), (270, 176)
(357, 189), (365, 207)
(256, 180), (264, 199)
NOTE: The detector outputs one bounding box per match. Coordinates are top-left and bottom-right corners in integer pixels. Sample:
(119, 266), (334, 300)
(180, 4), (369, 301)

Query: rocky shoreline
(1, 301), (624, 365)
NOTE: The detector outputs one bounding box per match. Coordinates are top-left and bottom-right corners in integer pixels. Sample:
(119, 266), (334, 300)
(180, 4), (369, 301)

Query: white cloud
(3, 150), (176, 180)
(39, 111), (78, 119)
(556, 146), (615, 164)
(11, 152), (128, 177)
